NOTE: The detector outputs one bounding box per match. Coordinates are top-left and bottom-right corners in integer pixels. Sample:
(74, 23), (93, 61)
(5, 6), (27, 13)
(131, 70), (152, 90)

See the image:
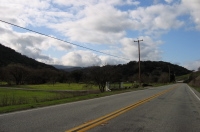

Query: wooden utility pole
(134, 39), (143, 87)
(168, 65), (170, 83)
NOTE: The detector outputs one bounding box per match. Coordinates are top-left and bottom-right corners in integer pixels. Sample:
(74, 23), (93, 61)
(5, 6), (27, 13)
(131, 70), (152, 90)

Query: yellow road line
(66, 85), (179, 132)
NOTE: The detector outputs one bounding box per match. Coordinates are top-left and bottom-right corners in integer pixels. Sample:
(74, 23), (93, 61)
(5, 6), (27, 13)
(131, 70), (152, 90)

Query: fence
(106, 82), (123, 91)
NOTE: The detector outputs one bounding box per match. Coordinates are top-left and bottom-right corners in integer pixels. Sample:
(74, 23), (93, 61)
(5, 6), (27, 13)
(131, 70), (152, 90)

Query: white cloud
(99, 56), (127, 66)
(48, 3), (131, 44)
(184, 60), (200, 71)
(61, 50), (127, 67)
(52, 0), (140, 7)
(129, 4), (185, 32)
(165, 0), (173, 4)
(181, 0), (200, 30)
(0, 0), (53, 27)
(61, 50), (102, 67)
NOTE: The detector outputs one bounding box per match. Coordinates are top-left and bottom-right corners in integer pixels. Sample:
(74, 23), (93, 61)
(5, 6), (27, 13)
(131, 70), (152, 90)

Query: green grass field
(0, 88), (94, 113)
(8, 83), (99, 90)
(0, 89), (76, 106)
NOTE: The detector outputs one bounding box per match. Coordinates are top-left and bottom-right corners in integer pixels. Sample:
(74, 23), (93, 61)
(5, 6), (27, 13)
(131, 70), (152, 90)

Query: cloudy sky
(0, 0), (200, 70)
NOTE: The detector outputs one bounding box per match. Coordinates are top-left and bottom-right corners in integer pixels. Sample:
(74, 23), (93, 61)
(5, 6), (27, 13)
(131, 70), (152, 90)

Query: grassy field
(7, 83), (99, 90)
(0, 89), (78, 106)
(0, 88), (97, 113)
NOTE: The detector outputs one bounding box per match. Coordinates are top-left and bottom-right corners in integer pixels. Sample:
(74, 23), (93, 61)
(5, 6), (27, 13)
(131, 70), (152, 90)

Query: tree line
(0, 61), (191, 92)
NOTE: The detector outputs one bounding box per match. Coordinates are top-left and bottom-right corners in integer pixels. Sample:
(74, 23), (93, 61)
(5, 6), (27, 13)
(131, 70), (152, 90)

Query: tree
(158, 73), (169, 83)
(7, 64), (30, 85)
(27, 69), (44, 84)
(198, 67), (200, 71)
(89, 65), (114, 93)
(71, 70), (83, 83)
(57, 70), (69, 83)
(46, 69), (59, 85)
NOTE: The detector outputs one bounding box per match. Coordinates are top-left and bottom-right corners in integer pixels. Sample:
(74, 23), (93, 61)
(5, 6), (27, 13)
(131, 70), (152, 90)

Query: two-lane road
(1, 84), (200, 132)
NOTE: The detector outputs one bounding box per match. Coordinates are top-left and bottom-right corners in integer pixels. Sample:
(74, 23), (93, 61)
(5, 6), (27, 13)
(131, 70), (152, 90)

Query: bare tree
(7, 64), (29, 85)
(89, 65), (114, 93)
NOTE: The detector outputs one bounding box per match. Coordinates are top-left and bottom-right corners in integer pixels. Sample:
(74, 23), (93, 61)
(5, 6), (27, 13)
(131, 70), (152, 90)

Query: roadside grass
(0, 86), (144, 113)
(176, 74), (190, 81)
(123, 83), (135, 87)
(189, 85), (200, 93)
(150, 83), (174, 87)
(123, 83), (173, 87)
(0, 89), (77, 106)
(6, 83), (98, 90)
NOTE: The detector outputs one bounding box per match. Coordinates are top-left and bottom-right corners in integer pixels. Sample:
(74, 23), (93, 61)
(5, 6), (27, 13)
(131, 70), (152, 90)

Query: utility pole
(168, 65), (170, 83)
(134, 39), (143, 87)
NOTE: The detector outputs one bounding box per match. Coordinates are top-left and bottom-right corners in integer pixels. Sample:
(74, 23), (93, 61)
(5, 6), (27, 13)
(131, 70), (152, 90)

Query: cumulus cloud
(99, 56), (127, 66)
(61, 50), (127, 67)
(48, 3), (131, 44)
(61, 50), (102, 67)
(129, 4), (185, 32)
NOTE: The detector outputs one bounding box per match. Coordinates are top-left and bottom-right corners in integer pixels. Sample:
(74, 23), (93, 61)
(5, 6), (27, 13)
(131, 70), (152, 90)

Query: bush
(189, 76), (200, 87)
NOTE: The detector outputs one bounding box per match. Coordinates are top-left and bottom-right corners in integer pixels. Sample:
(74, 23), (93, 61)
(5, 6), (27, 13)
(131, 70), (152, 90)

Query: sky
(0, 0), (200, 70)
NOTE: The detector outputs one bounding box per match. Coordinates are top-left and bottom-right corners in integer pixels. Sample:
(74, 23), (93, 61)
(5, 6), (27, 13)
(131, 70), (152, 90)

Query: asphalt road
(1, 84), (200, 132)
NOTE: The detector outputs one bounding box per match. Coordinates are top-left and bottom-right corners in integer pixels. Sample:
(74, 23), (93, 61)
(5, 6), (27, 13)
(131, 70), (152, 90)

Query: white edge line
(187, 84), (200, 101)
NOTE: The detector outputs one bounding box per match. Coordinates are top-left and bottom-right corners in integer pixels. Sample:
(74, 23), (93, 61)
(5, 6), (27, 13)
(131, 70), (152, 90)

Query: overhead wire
(0, 19), (130, 61)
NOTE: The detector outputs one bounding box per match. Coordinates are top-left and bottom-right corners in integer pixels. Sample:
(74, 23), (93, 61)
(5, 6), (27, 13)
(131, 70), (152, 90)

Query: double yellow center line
(66, 85), (179, 132)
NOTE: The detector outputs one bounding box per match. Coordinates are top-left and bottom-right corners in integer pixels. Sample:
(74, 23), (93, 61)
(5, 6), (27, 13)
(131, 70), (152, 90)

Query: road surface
(0, 84), (200, 132)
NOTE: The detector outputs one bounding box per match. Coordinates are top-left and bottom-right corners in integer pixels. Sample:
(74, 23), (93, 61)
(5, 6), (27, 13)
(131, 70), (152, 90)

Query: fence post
(120, 82), (124, 89)
(106, 82), (111, 91)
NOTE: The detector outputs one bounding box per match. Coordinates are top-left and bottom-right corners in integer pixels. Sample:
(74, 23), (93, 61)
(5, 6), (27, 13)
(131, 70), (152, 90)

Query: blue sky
(0, 0), (200, 70)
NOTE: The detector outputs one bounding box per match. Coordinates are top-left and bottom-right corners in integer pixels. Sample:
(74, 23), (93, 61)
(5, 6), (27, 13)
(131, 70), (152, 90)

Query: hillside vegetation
(188, 71), (200, 88)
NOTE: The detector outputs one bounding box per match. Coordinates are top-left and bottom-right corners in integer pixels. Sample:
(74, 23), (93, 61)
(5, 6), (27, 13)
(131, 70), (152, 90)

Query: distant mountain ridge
(52, 65), (84, 71)
(0, 43), (55, 69)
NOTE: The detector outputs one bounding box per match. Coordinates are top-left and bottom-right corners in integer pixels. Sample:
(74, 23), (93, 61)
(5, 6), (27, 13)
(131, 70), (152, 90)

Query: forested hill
(0, 43), (55, 69)
(110, 61), (191, 82)
(118, 61), (191, 76)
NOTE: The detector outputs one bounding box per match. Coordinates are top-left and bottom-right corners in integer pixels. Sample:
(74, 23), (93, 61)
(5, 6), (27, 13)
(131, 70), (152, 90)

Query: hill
(120, 61), (190, 76)
(0, 43), (55, 69)
(82, 61), (191, 83)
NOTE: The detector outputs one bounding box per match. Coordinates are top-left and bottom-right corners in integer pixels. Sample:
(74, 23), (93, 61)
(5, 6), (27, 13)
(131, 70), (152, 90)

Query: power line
(0, 19), (130, 61)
